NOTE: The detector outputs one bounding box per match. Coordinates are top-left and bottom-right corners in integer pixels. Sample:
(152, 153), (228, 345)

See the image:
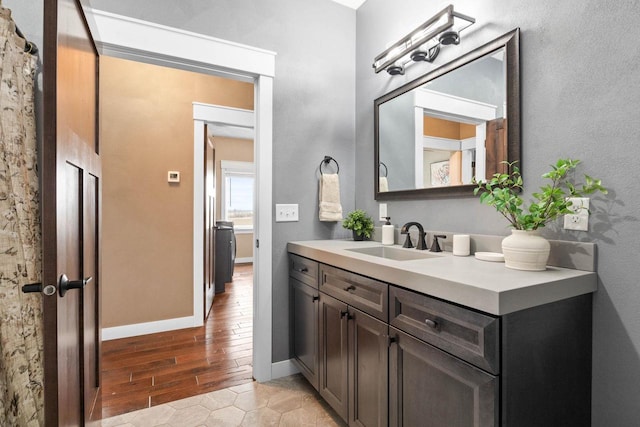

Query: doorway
(197, 104), (255, 320)
(85, 7), (275, 387)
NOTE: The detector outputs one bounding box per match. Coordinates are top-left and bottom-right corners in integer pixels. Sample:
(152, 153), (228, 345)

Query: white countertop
(288, 240), (597, 316)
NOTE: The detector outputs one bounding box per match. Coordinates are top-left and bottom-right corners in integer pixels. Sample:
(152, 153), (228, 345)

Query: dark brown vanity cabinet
(319, 292), (389, 427)
(291, 278), (319, 388)
(318, 263), (390, 427)
(388, 286), (499, 426)
(388, 286), (592, 427)
(318, 292), (349, 419)
(290, 252), (592, 427)
(389, 328), (498, 427)
(348, 305), (389, 427)
(290, 254), (320, 389)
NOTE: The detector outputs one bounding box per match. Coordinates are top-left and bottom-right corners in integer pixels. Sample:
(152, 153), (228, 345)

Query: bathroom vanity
(288, 240), (596, 427)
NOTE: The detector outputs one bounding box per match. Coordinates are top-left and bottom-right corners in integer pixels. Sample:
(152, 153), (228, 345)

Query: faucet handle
(402, 233), (413, 248)
(430, 234), (447, 252)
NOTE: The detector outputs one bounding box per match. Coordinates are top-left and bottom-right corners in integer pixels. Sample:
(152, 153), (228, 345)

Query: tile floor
(100, 374), (345, 427)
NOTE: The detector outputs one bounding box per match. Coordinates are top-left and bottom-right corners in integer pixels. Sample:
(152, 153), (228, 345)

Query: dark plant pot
(352, 231), (364, 241)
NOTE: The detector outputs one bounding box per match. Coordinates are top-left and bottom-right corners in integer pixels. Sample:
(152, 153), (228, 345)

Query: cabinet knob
(344, 285), (356, 292)
(296, 267), (308, 273)
(312, 295), (319, 302)
(425, 319), (439, 330)
(340, 310), (352, 320)
(387, 335), (397, 347)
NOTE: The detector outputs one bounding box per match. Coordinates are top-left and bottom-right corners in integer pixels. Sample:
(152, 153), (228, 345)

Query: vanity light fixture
(372, 4), (475, 75)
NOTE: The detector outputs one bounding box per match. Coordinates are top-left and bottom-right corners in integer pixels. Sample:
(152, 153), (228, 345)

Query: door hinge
(256, 239), (259, 248)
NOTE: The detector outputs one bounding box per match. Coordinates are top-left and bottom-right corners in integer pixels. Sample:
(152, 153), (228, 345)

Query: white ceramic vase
(501, 230), (550, 271)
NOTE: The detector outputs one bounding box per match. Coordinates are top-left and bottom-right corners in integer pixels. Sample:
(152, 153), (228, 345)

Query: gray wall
(356, 1), (640, 425)
(86, 0), (356, 362)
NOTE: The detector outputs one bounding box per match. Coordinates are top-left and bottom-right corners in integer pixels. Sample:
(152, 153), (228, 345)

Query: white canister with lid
(453, 234), (470, 256)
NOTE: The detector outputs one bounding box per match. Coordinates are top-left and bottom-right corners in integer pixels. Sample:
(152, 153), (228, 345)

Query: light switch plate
(563, 197), (589, 231)
(276, 204), (299, 222)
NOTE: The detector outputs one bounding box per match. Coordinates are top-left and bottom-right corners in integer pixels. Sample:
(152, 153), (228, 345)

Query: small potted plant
(474, 159), (606, 270)
(343, 209), (374, 241)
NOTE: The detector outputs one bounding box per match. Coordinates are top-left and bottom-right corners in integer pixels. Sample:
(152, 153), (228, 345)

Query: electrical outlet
(563, 197), (589, 231)
(379, 203), (388, 221)
(275, 204), (299, 222)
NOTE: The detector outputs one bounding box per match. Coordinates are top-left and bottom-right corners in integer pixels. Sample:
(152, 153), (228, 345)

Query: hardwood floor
(101, 264), (254, 418)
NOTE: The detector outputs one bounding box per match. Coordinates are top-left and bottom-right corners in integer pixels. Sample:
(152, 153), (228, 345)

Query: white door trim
(85, 8), (275, 382)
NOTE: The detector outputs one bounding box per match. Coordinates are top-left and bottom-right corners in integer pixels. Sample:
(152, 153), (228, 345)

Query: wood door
(485, 118), (507, 179)
(42, 0), (101, 425)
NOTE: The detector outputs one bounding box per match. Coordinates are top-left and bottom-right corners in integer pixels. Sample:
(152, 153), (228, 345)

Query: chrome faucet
(400, 222), (428, 250)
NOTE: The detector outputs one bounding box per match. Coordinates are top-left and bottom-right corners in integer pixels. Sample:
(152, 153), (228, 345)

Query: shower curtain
(0, 4), (44, 427)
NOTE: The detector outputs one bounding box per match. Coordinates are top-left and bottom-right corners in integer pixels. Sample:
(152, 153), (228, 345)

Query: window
(221, 161), (254, 232)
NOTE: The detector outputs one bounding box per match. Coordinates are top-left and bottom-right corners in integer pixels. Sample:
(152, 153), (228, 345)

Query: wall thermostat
(168, 171), (180, 183)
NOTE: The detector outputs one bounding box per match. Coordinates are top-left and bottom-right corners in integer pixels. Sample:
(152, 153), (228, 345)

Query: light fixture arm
(372, 4), (475, 75)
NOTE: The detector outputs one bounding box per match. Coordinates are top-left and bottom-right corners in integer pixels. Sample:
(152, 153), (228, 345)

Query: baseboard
(102, 316), (196, 341)
(235, 257), (253, 264)
(271, 359), (299, 379)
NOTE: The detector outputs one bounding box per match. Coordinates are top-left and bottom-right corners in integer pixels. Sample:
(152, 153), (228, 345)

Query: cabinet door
(389, 328), (498, 427)
(349, 308), (389, 427)
(319, 293), (349, 422)
(292, 278), (319, 389)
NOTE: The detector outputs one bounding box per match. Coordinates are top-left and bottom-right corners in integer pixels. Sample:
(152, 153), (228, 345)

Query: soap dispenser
(382, 217), (394, 245)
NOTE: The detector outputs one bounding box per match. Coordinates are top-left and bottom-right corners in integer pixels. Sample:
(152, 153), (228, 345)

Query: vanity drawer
(319, 264), (388, 322)
(389, 285), (499, 374)
(289, 254), (319, 288)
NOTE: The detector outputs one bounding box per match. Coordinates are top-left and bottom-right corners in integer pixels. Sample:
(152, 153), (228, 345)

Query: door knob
(59, 274), (93, 297)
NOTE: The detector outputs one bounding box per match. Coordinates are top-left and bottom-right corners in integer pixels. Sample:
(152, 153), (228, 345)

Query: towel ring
(379, 162), (388, 177)
(320, 156), (339, 175)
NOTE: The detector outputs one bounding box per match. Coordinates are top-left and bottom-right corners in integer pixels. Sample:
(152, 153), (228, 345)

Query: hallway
(101, 264), (254, 418)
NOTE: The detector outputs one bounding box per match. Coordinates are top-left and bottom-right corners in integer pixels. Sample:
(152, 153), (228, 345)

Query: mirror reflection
(375, 30), (519, 199)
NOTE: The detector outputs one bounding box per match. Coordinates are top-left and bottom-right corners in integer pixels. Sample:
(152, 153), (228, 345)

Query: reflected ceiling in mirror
(375, 29), (520, 200)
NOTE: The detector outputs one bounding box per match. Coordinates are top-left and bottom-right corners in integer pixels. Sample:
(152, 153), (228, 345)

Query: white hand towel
(379, 177), (389, 192)
(319, 173), (343, 222)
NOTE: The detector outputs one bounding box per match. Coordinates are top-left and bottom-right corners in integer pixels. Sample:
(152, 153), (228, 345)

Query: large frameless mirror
(375, 29), (520, 199)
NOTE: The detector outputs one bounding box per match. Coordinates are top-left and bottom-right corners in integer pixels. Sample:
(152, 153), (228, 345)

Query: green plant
(342, 209), (374, 239)
(474, 159), (607, 230)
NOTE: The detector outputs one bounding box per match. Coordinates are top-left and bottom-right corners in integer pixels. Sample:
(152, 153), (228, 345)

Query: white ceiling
(331, 0), (367, 10)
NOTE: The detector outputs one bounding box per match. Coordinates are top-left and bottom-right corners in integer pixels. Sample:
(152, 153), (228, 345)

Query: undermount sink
(346, 246), (441, 261)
